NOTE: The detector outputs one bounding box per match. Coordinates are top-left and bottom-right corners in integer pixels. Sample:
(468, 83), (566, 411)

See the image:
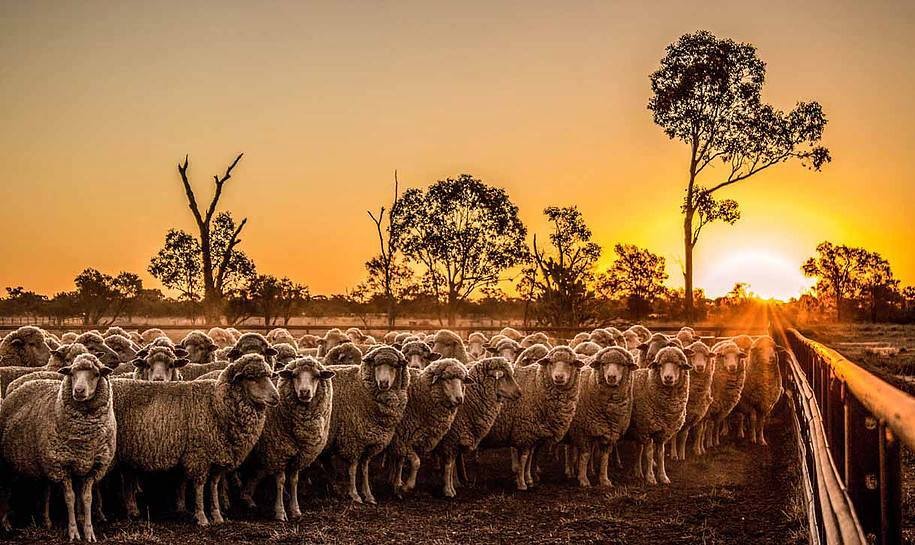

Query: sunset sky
(1, 1), (913, 300)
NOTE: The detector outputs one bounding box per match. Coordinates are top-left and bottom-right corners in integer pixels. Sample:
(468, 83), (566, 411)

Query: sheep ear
(429, 352), (442, 361)
(574, 356), (588, 368)
(680, 359), (694, 370)
(99, 366), (113, 377)
(317, 339), (327, 347)
(637, 342), (649, 351)
(174, 347), (189, 358)
(431, 374), (440, 384)
(278, 369), (295, 379)
(649, 359), (661, 369)
(682, 348), (695, 358)
(136, 348), (149, 359)
(485, 345), (498, 355)
(173, 358), (190, 368)
(58, 365), (73, 376)
(393, 343), (403, 351)
(228, 348), (241, 360)
(738, 350), (748, 359)
(53, 346), (69, 359)
(319, 369), (336, 381)
(10, 338), (23, 348)
(536, 357), (551, 366)
(463, 375), (475, 384)
(131, 358), (148, 368)
(588, 358), (603, 369)
(265, 347), (279, 357)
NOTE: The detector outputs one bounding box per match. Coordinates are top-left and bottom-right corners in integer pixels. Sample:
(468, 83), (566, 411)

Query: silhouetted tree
(149, 212), (256, 304)
(649, 30), (830, 322)
(523, 206), (603, 328)
(856, 252), (899, 323)
(600, 244), (668, 320)
(244, 275), (310, 326)
(393, 174), (528, 325)
(802, 242), (870, 321)
(174, 153), (248, 321)
(2, 287), (47, 319)
(365, 171), (411, 327)
(72, 268), (143, 325)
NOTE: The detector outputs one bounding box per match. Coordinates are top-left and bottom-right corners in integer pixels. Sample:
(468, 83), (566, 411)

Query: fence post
(845, 394), (883, 544)
(878, 423), (902, 545)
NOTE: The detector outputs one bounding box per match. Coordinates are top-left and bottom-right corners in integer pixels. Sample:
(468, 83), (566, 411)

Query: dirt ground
(6, 406), (805, 545)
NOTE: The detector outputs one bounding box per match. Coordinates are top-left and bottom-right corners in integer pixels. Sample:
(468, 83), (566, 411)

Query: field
(6, 408), (804, 545)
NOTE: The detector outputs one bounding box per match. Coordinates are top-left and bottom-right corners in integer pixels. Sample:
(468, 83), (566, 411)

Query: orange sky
(1, 1), (913, 299)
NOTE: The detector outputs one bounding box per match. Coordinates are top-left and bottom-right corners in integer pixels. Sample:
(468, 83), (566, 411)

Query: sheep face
(713, 344), (747, 374)
(229, 357), (280, 408)
(690, 349), (712, 374)
(515, 345), (549, 367)
(652, 347), (694, 387)
(432, 337), (462, 360)
(134, 348), (189, 382)
(538, 348), (585, 387)
(230, 334), (279, 362)
(437, 376), (468, 408)
(591, 347), (637, 387)
(279, 361), (335, 404)
(751, 337), (778, 368)
(622, 331), (640, 350)
(76, 333), (121, 368)
(182, 334), (218, 364)
(401, 341), (441, 369)
(483, 359), (522, 401)
(363, 347), (407, 392)
(3, 327), (52, 367)
(48, 343), (89, 370)
(273, 343), (299, 369)
(466, 335), (487, 360)
(60, 355), (111, 402)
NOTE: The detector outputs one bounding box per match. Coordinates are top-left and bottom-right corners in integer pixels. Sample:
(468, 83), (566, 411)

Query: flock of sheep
(0, 323), (786, 542)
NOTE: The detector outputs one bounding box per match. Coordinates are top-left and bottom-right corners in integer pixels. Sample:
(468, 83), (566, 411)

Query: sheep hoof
(577, 479), (591, 488)
(760, 438), (768, 446)
(646, 475), (657, 485)
(444, 488), (456, 498)
(349, 493), (363, 504)
(289, 509), (302, 519)
(83, 527), (97, 543)
(659, 475), (671, 485)
(195, 513), (209, 527)
(68, 525), (80, 541)
(211, 513), (224, 525)
(241, 496), (256, 509)
(274, 511), (287, 522)
(364, 496), (377, 505)
(599, 479), (613, 488)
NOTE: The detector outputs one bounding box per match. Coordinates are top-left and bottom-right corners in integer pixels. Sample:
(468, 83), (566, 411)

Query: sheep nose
(727, 364), (738, 373)
(453, 395), (464, 406)
(73, 387), (87, 398)
(606, 376), (619, 385)
(378, 380), (392, 391)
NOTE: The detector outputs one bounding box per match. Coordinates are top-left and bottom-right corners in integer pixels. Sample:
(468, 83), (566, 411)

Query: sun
(701, 249), (813, 301)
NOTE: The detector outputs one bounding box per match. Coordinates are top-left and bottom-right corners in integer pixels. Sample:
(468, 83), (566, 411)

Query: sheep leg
(614, 444), (623, 468)
(220, 475), (232, 510)
(576, 445), (592, 488)
(736, 414), (745, 439)
(404, 452), (421, 493)
(758, 413), (769, 446)
(359, 455), (377, 505)
(598, 445), (612, 487)
(713, 422), (722, 447)
(93, 486), (106, 523)
(391, 456), (405, 496)
(644, 441), (657, 485)
(193, 477), (209, 526)
(667, 438), (678, 461)
(80, 478), (96, 543)
(635, 444), (644, 479)
(456, 451), (469, 487)
(656, 441), (671, 485)
(678, 430), (689, 461)
(346, 460), (362, 503)
(748, 410), (759, 444)
(123, 472), (140, 519)
(515, 448), (529, 491)
(42, 484), (52, 529)
(442, 454), (457, 498)
(62, 477), (80, 541)
(175, 479), (188, 513)
(510, 448), (519, 475)
(209, 474), (224, 524)
(287, 470), (302, 518)
(273, 472), (287, 522)
(524, 447), (536, 487)
(241, 469), (264, 509)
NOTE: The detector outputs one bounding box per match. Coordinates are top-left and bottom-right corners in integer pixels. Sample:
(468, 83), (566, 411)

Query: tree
(600, 244), (669, 320)
(72, 269), (143, 325)
(523, 206), (604, 328)
(856, 252), (899, 323)
(365, 171), (411, 327)
(393, 174), (528, 325)
(649, 30), (830, 322)
(149, 212), (256, 303)
(802, 242), (870, 321)
(244, 275), (310, 326)
(174, 153), (248, 320)
(2, 287), (47, 319)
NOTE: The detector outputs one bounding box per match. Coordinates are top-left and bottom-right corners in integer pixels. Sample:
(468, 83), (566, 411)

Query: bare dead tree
(367, 171), (401, 327)
(177, 153), (247, 322)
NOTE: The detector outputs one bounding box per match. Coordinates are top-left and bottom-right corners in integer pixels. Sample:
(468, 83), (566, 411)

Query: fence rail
(773, 325), (913, 545)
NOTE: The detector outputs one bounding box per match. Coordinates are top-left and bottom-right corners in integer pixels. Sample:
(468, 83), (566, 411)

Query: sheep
(675, 327), (696, 346)
(732, 336), (783, 446)
(393, 332), (414, 346)
(131, 346), (189, 381)
(317, 329), (348, 357)
(702, 340), (748, 450)
(622, 330), (641, 351)
(400, 340), (441, 369)
(207, 327), (236, 349)
(627, 346), (693, 485)
(499, 327), (524, 341)
(226, 327), (242, 341)
(432, 330), (470, 364)
(732, 334), (754, 352)
(272, 343), (299, 369)
(573, 341), (603, 359)
(61, 332), (79, 344)
(266, 328), (298, 349)
(0, 354), (115, 541)
(240, 357), (335, 520)
(626, 324), (652, 344)
(385, 358), (471, 495)
(514, 344), (550, 368)
(466, 332), (489, 361)
(0, 326), (52, 367)
(382, 331), (400, 345)
(102, 326), (130, 339)
(520, 332), (550, 349)
(564, 346), (637, 487)
(488, 337), (522, 364)
(103, 334), (139, 363)
(670, 341), (715, 460)
(434, 357), (521, 497)
(569, 332), (591, 348)
(179, 331), (219, 364)
(180, 362), (229, 381)
(140, 328), (167, 345)
(589, 329), (617, 348)
(298, 334), (321, 349)
(0, 343), (90, 396)
(229, 332), (280, 363)
(323, 342), (363, 367)
(74, 332), (121, 368)
(112, 354), (279, 525)
(481, 346), (585, 490)
(635, 333), (671, 368)
(344, 327), (367, 344)
(323, 345), (410, 504)
(604, 327), (626, 346)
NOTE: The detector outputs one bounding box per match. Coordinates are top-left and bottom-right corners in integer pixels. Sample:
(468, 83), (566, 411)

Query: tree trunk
(683, 213), (695, 325)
